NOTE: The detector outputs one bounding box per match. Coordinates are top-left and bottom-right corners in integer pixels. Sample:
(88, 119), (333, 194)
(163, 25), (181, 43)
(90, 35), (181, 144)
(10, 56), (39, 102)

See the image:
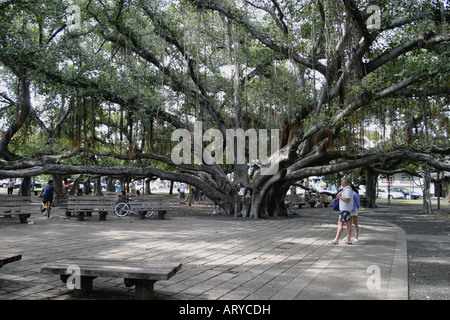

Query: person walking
(179, 182), (186, 204)
(129, 179), (136, 194)
(115, 180), (122, 193)
(7, 178), (15, 195)
(329, 177), (354, 245)
(39, 179), (63, 218)
(348, 185), (361, 243)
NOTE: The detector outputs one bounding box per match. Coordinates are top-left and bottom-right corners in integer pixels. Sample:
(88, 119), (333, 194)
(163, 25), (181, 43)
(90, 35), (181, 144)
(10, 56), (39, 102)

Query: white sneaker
(343, 238), (353, 245)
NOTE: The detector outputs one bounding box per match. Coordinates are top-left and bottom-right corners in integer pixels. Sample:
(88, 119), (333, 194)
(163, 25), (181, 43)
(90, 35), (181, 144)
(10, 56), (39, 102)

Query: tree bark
(422, 165), (433, 214)
(19, 177), (31, 197)
(366, 167), (378, 208)
(52, 175), (63, 206)
(0, 73), (31, 161)
(266, 181), (291, 217)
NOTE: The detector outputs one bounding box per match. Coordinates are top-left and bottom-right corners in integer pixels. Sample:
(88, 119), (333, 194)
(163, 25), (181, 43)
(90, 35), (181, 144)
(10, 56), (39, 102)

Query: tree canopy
(0, 0), (449, 217)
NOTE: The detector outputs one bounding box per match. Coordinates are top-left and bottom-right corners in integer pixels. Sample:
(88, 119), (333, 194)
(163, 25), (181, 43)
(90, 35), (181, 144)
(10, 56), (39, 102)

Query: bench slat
(66, 196), (117, 220)
(41, 259), (181, 300)
(133, 204), (171, 210)
(41, 259), (182, 281)
(0, 196), (35, 223)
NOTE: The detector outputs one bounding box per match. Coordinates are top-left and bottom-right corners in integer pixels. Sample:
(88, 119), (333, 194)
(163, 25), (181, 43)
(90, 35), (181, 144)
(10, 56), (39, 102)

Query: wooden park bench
(0, 195), (35, 224)
(319, 194), (332, 207)
(131, 195), (172, 220)
(65, 194), (117, 221)
(40, 259), (182, 300)
(360, 196), (368, 208)
(285, 194), (306, 209)
(0, 253), (22, 268)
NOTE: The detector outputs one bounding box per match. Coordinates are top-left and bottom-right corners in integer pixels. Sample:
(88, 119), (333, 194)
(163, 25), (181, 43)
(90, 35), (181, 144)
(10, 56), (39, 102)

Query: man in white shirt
(179, 183), (186, 204)
(7, 179), (15, 195)
(329, 177), (354, 245)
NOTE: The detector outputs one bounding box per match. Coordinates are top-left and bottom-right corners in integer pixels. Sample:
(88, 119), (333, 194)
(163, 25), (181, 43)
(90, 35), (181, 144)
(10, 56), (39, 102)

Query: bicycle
(41, 202), (52, 218)
(41, 196), (66, 219)
(114, 197), (155, 218)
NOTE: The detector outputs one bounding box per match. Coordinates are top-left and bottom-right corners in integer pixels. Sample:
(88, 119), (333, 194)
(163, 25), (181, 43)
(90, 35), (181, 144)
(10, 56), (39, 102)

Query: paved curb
(386, 223), (408, 300)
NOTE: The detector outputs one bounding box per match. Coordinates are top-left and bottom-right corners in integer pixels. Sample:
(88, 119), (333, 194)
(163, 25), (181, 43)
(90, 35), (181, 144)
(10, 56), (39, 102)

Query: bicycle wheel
(115, 203), (130, 217)
(145, 210), (155, 218)
(41, 203), (48, 216)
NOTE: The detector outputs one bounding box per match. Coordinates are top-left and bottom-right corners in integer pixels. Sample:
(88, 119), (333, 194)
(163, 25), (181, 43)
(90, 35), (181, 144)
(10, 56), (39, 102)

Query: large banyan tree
(0, 0), (449, 217)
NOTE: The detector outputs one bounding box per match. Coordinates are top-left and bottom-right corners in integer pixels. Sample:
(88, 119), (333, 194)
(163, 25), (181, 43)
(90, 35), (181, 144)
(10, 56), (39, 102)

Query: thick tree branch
(0, 163), (229, 204)
(380, 9), (443, 33)
(389, 86), (450, 98)
(342, 0), (372, 44)
(0, 75), (31, 161)
(285, 150), (450, 182)
(366, 33), (448, 74)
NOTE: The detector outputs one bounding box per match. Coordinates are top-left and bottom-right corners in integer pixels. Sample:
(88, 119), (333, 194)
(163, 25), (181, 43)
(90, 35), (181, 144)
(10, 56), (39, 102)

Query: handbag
(331, 198), (339, 211)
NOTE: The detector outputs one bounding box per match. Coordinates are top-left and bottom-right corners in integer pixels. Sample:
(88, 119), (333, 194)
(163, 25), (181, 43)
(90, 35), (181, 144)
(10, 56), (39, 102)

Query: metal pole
(234, 195), (238, 219)
(437, 170), (440, 211)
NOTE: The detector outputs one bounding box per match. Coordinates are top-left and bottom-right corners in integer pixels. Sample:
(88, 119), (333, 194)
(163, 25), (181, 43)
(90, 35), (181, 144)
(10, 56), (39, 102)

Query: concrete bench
(65, 195), (117, 221)
(131, 196), (172, 220)
(40, 259), (182, 300)
(0, 195), (34, 224)
(0, 253), (22, 268)
(360, 197), (368, 208)
(285, 194), (306, 209)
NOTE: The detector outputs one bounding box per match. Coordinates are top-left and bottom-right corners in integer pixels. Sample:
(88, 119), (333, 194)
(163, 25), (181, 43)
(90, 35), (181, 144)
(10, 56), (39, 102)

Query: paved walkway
(0, 203), (407, 300)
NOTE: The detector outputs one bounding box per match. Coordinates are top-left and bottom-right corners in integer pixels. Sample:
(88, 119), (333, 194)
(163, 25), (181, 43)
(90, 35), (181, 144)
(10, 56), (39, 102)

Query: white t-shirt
(339, 186), (354, 212)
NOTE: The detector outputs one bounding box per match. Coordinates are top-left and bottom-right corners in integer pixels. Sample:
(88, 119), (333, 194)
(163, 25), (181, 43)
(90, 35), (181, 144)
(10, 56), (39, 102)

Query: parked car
(389, 188), (408, 198)
(377, 188), (404, 199)
(389, 187), (422, 199)
(358, 185), (366, 197)
(0, 179), (10, 188)
(410, 191), (422, 199)
(31, 181), (43, 193)
(11, 181), (43, 193)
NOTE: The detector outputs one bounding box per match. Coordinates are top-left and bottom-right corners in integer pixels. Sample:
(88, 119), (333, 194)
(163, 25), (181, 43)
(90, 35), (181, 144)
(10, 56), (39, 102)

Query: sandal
(343, 239), (353, 245)
(328, 240), (338, 245)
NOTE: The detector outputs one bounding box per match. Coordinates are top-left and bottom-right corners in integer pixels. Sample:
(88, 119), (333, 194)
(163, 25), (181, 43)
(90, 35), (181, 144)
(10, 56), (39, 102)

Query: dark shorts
(338, 211), (351, 222)
(42, 196), (53, 204)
